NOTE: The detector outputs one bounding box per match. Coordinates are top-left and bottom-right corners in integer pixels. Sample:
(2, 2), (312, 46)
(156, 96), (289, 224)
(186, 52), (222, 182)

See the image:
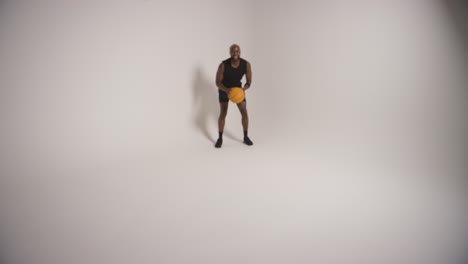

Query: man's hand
(242, 84), (250, 91)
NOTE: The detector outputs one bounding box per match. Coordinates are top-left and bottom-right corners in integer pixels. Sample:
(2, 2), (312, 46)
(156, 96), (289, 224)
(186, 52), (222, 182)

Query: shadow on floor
(191, 66), (238, 144)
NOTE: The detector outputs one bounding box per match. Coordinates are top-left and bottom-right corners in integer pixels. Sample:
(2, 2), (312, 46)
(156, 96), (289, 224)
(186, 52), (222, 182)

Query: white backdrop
(1, 1), (467, 264)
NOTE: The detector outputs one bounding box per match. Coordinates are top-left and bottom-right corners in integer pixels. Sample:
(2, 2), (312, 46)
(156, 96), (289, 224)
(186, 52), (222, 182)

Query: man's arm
(216, 63), (230, 93)
(244, 61), (252, 90)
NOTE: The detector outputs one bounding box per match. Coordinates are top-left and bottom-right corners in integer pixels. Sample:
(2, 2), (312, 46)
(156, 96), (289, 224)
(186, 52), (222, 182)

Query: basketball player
(215, 44), (253, 148)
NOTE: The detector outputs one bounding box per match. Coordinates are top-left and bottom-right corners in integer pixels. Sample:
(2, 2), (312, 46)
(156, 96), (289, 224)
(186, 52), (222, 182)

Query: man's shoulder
(241, 58), (250, 65)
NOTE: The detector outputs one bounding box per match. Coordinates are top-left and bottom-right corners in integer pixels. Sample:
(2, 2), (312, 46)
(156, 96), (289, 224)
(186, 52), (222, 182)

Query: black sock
(219, 131), (223, 139)
(243, 130), (248, 137)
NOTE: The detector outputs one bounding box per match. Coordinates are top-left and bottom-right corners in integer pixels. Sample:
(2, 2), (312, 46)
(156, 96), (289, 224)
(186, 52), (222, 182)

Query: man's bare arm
(244, 61), (252, 90)
(216, 63), (230, 93)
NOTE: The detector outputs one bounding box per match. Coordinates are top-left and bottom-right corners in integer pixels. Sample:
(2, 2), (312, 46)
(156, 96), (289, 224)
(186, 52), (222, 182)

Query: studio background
(1, 1), (467, 264)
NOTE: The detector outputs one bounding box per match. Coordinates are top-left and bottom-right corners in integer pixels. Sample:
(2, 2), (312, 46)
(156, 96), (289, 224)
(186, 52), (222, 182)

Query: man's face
(230, 46), (241, 60)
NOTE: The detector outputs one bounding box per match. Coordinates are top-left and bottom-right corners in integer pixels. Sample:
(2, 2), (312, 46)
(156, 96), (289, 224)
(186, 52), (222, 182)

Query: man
(214, 44), (253, 148)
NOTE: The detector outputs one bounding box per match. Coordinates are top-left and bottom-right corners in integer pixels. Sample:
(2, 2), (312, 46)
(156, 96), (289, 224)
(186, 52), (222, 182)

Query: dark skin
(215, 45), (252, 134)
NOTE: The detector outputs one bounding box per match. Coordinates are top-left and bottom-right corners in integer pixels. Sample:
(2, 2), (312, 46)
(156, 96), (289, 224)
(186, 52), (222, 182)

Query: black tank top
(222, 57), (247, 88)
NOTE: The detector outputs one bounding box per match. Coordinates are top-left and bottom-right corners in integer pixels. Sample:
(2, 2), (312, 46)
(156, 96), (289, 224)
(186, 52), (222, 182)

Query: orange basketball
(228, 87), (245, 104)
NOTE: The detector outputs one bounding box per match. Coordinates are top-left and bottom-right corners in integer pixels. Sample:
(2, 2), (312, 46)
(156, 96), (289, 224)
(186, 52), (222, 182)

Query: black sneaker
(243, 136), (253, 146)
(215, 138), (223, 148)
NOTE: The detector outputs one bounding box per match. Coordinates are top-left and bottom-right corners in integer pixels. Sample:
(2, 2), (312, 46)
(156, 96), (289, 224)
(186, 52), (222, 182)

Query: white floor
(1, 104), (467, 264)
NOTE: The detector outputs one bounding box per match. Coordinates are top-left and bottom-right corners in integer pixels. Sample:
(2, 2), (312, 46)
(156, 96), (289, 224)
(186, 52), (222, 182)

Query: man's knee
(219, 109), (228, 119)
(239, 107), (248, 117)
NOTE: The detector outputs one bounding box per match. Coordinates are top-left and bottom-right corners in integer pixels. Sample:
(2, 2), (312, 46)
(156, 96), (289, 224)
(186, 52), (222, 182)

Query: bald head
(230, 44), (240, 51)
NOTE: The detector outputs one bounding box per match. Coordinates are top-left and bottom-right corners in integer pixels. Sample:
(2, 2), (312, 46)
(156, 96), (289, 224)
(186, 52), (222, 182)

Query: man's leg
(237, 100), (253, 145)
(215, 101), (228, 148)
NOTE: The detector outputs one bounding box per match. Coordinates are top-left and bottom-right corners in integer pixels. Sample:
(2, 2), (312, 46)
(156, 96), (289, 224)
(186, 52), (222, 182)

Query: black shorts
(218, 90), (246, 103)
